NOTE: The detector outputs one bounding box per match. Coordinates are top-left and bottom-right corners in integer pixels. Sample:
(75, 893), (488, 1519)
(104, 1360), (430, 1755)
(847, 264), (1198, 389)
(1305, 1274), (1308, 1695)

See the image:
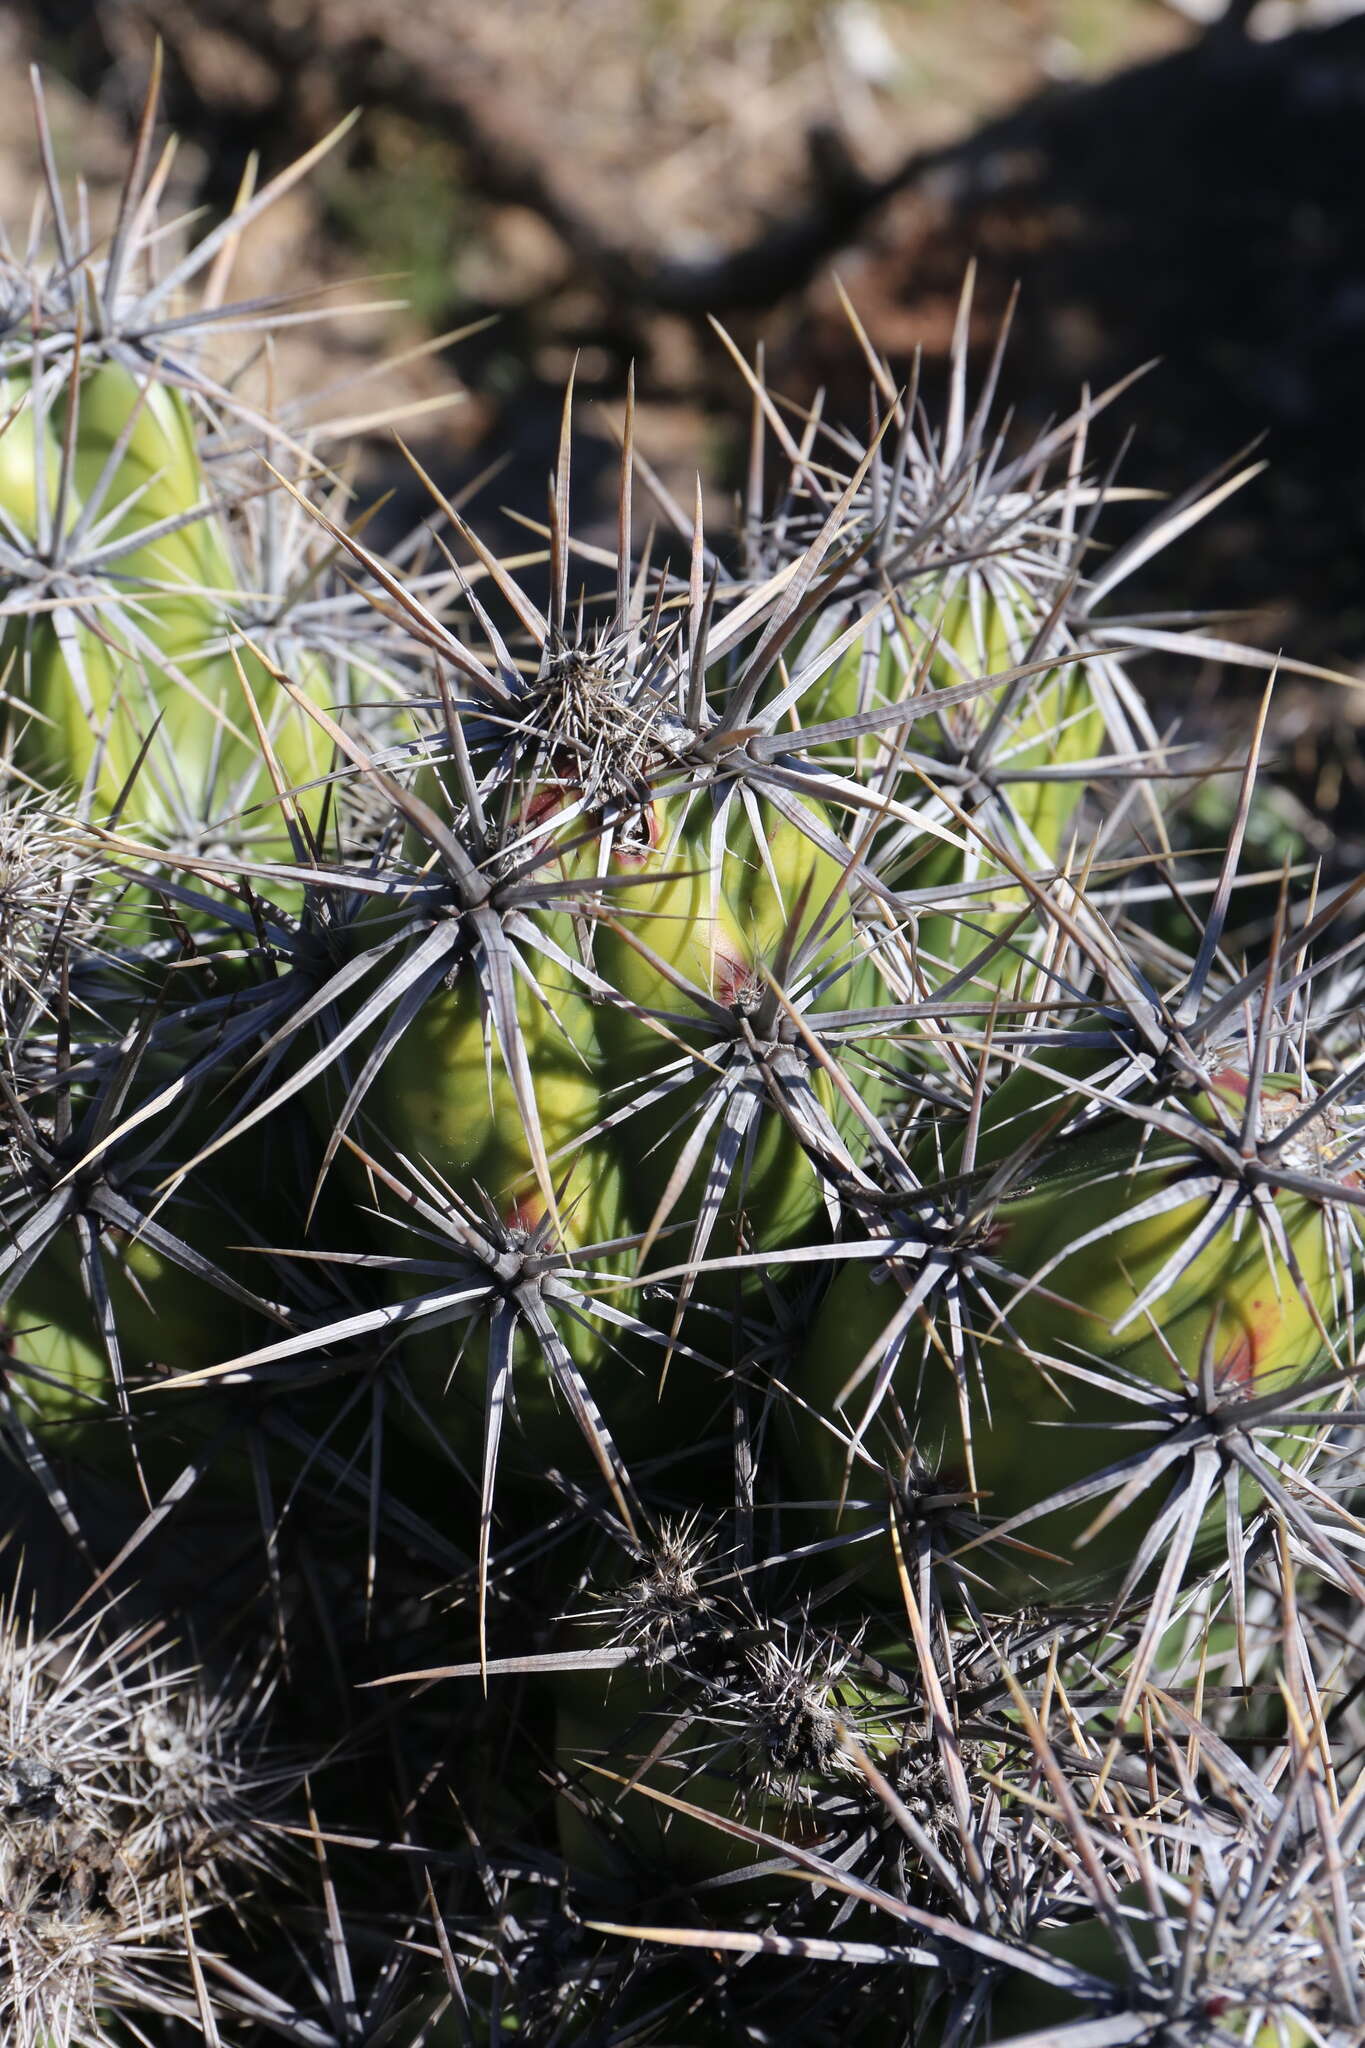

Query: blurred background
(8, 0), (1365, 834)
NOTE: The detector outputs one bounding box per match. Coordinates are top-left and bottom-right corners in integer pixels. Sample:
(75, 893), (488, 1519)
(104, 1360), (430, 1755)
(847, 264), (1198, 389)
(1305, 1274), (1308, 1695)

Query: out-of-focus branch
(116, 0), (904, 312)
(16, 0), (1083, 313)
(15, 0), (1323, 319)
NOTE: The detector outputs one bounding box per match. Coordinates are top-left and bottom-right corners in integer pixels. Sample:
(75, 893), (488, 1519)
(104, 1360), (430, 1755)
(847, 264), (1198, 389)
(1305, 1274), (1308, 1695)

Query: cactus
(0, 1574), (286, 2048)
(0, 66), (1360, 2048)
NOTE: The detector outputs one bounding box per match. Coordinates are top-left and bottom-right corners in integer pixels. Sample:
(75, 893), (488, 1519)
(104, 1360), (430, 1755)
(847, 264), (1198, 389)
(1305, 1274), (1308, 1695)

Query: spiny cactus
(0, 63), (1360, 2048)
(0, 1573), (286, 2048)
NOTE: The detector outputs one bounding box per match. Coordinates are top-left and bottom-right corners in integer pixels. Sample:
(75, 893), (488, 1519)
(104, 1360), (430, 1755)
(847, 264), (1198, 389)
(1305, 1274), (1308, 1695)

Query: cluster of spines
(0, 1569), (287, 2048)
(0, 63), (1359, 2048)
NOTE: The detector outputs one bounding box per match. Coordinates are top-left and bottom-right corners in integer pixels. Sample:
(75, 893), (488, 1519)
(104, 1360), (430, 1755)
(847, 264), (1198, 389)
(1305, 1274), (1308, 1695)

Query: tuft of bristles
(0, 1579), (279, 2048)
